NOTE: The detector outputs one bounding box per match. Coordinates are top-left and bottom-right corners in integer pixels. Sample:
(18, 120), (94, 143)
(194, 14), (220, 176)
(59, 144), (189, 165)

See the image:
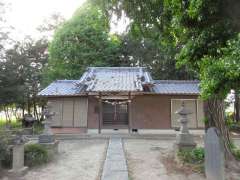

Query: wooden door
(102, 101), (128, 127)
(74, 97), (88, 127)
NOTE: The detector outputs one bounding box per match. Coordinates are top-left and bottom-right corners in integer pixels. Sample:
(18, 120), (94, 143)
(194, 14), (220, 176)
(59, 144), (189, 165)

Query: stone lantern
(38, 101), (59, 155)
(175, 101), (196, 150)
(39, 101), (55, 143)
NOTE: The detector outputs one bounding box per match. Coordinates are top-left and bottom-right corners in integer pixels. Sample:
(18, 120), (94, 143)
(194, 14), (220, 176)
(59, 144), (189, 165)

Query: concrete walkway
(101, 138), (128, 180)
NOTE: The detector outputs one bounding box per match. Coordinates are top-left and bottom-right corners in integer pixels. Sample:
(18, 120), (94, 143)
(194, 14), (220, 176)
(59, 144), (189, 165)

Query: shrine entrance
(102, 100), (129, 128)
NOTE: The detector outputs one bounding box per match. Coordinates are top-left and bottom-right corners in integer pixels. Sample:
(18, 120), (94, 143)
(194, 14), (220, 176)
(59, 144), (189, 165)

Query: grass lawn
(0, 117), (22, 129)
(0, 117), (44, 135)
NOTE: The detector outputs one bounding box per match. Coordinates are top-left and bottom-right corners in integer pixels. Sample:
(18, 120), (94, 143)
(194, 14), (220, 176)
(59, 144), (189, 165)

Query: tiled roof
(38, 80), (80, 96)
(38, 67), (200, 96)
(152, 80), (200, 95)
(75, 67), (153, 92)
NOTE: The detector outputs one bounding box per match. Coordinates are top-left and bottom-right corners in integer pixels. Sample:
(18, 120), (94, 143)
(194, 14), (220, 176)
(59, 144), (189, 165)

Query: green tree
(45, 1), (123, 83)
(120, 35), (196, 80)
(167, 0), (240, 156)
(0, 38), (48, 121)
(99, 0), (240, 157)
(97, 0), (196, 80)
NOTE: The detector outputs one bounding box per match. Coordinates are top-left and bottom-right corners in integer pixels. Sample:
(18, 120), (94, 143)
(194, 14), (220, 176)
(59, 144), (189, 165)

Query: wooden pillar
(128, 92), (132, 133)
(98, 93), (102, 134)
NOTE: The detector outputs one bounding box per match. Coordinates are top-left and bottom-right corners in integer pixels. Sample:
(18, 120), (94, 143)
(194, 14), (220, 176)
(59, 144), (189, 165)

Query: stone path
(101, 138), (128, 180)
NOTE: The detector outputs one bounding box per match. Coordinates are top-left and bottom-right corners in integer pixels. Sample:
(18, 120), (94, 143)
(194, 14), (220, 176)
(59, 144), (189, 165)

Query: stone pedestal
(8, 144), (28, 176)
(175, 133), (196, 150)
(174, 102), (196, 151)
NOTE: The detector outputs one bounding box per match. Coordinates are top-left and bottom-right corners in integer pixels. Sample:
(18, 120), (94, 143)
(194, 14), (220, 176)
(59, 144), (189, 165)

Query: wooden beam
(128, 92), (132, 133)
(98, 92), (102, 134)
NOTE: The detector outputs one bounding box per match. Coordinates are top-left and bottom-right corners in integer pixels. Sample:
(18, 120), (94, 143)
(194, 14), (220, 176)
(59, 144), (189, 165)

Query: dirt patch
(124, 139), (205, 180)
(161, 153), (204, 176)
(1, 139), (108, 180)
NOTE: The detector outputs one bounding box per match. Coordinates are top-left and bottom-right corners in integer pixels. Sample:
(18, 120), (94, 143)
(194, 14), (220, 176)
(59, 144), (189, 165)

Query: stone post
(205, 127), (225, 180)
(8, 134), (28, 176)
(175, 101), (196, 150)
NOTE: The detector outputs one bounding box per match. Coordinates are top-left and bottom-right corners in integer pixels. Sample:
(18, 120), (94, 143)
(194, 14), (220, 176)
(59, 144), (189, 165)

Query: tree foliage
(99, 0), (240, 97)
(98, 0), (240, 157)
(200, 35), (240, 99)
(0, 38), (48, 120)
(45, 1), (123, 83)
(96, 0), (197, 80)
(119, 35), (196, 80)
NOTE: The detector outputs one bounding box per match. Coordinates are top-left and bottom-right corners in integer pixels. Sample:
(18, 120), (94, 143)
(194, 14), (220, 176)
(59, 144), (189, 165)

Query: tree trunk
(11, 106), (19, 120)
(203, 100), (216, 131)
(234, 92), (239, 122)
(3, 106), (11, 124)
(204, 97), (233, 159)
(33, 99), (39, 121)
(40, 105), (44, 121)
(22, 106), (25, 118)
(27, 96), (31, 114)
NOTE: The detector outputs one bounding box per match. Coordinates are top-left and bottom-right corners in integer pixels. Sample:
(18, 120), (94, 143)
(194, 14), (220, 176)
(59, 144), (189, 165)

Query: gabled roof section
(38, 67), (200, 97)
(38, 80), (80, 96)
(75, 67), (153, 92)
(152, 80), (200, 95)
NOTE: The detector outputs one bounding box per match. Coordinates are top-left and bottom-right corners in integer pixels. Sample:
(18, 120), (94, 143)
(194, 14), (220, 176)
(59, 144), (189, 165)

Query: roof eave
(37, 93), (88, 98)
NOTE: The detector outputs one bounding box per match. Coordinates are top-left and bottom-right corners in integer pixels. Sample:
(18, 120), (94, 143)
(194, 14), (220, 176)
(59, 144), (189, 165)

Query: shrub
(0, 119), (22, 129)
(0, 132), (9, 161)
(233, 149), (240, 160)
(33, 122), (44, 135)
(24, 144), (49, 167)
(230, 143), (240, 160)
(178, 147), (205, 164)
(177, 147), (205, 173)
(0, 131), (12, 168)
(1, 149), (12, 168)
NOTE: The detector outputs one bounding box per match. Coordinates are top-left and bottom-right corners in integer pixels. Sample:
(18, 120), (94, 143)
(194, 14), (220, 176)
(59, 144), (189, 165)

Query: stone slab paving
(101, 138), (128, 180)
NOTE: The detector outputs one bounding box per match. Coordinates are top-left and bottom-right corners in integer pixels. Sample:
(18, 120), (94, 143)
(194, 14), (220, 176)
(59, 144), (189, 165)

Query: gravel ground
(21, 139), (108, 180)
(1, 138), (240, 180)
(124, 139), (205, 180)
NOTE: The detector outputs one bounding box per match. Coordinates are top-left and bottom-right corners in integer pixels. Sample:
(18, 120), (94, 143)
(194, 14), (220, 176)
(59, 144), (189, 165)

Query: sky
(4, 0), (87, 40)
(3, 0), (129, 41)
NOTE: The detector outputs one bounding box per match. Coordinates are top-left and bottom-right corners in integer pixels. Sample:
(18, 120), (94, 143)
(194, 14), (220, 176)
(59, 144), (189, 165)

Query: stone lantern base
(175, 133), (196, 151)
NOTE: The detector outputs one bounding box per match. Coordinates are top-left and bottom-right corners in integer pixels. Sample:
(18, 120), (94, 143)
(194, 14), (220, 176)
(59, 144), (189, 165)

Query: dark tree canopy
(97, 0), (240, 157)
(98, 0), (240, 98)
(0, 37), (48, 120)
(96, 0), (197, 80)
